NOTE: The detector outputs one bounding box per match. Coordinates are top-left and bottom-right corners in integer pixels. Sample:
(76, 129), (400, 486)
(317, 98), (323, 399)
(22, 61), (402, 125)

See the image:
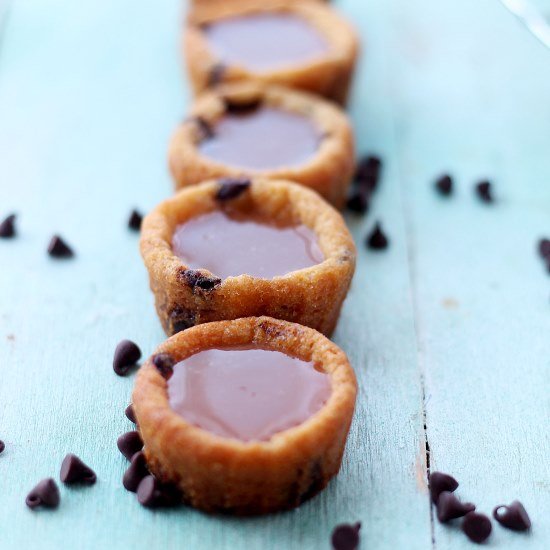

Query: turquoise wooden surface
(0, 0), (548, 548)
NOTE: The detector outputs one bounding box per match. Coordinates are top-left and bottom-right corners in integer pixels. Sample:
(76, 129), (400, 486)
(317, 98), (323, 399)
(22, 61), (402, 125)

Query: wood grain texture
(0, 0), (548, 549)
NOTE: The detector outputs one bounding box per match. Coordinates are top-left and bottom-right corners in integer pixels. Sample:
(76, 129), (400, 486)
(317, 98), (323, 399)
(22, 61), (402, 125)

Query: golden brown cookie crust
(132, 316), (357, 515)
(169, 82), (355, 208)
(140, 177), (356, 336)
(185, 0), (359, 104)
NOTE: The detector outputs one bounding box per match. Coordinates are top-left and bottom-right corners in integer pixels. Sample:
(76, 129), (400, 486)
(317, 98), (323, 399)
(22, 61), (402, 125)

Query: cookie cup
(170, 82), (355, 208)
(141, 177), (355, 336)
(132, 316), (357, 515)
(185, 0), (359, 104)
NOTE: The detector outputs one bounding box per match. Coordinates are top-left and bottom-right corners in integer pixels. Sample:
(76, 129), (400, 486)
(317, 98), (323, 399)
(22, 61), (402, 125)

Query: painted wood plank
(0, 1), (431, 549)
(383, 0), (550, 548)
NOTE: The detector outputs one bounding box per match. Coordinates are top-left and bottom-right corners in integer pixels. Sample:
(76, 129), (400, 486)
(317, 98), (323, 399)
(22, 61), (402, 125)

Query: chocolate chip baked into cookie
(185, 0), (359, 104)
(132, 316), (357, 515)
(140, 178), (356, 336)
(170, 82), (355, 208)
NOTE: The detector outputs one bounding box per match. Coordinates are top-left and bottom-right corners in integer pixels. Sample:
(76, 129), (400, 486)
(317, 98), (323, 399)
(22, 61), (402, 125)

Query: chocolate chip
(355, 155), (382, 185)
(435, 174), (453, 196)
(169, 306), (196, 334)
(26, 478), (60, 509)
(216, 177), (251, 201)
(181, 268), (221, 291)
(123, 451), (149, 492)
(493, 500), (531, 531)
(128, 209), (143, 231)
(0, 440), (5, 453)
(125, 404), (136, 424)
(476, 181), (494, 203)
(47, 235), (74, 258)
(429, 471), (459, 503)
(223, 97), (261, 114)
(113, 339), (142, 376)
(136, 476), (162, 507)
(366, 222), (389, 250)
(152, 353), (175, 380)
(538, 238), (550, 259)
(436, 491), (475, 523)
(0, 214), (16, 238)
(359, 173), (379, 194)
(60, 453), (96, 485)
(193, 116), (214, 140)
(208, 62), (226, 86)
(136, 475), (180, 508)
(331, 522), (361, 550)
(346, 191), (369, 214)
(117, 431), (143, 460)
(462, 512), (492, 543)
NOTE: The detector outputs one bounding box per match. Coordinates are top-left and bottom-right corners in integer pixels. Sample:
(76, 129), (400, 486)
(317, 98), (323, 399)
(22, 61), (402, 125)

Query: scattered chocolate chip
(117, 431), (143, 460)
(60, 453), (96, 485)
(493, 500), (531, 531)
(136, 476), (161, 507)
(208, 62), (226, 86)
(366, 222), (389, 250)
(113, 339), (142, 376)
(331, 522), (361, 550)
(538, 238), (550, 259)
(216, 177), (251, 201)
(193, 116), (214, 140)
(152, 353), (175, 380)
(128, 209), (143, 231)
(435, 174), (453, 196)
(47, 235), (74, 258)
(136, 475), (180, 508)
(359, 173), (379, 194)
(123, 451), (149, 492)
(462, 512), (492, 543)
(436, 491), (475, 523)
(0, 440), (5, 453)
(125, 404), (136, 424)
(181, 268), (221, 291)
(346, 191), (369, 214)
(355, 155), (382, 185)
(429, 471), (459, 503)
(476, 181), (494, 203)
(0, 214), (16, 238)
(26, 478), (60, 509)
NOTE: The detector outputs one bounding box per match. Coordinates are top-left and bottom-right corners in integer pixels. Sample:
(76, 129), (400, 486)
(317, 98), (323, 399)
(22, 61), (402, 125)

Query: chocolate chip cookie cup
(169, 82), (355, 208)
(132, 316), (357, 515)
(140, 177), (355, 336)
(185, 0), (359, 104)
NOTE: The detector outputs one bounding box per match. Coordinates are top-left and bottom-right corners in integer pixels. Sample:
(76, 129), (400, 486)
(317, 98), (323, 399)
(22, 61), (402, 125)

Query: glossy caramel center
(167, 348), (331, 442)
(198, 107), (320, 171)
(204, 13), (330, 71)
(172, 210), (324, 279)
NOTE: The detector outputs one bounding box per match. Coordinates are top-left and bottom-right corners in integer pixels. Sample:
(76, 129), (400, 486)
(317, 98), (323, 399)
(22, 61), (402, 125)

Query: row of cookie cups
(130, 0), (361, 516)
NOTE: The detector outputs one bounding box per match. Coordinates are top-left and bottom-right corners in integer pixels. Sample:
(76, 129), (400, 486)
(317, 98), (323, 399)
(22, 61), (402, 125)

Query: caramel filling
(167, 348), (331, 442)
(172, 210), (323, 279)
(198, 107), (320, 171)
(203, 13), (330, 72)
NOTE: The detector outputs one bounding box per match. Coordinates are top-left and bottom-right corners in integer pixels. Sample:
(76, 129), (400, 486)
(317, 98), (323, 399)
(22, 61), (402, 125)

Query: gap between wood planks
(422, 374), (436, 548)
(402, 200), (437, 548)
(392, 120), (437, 548)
